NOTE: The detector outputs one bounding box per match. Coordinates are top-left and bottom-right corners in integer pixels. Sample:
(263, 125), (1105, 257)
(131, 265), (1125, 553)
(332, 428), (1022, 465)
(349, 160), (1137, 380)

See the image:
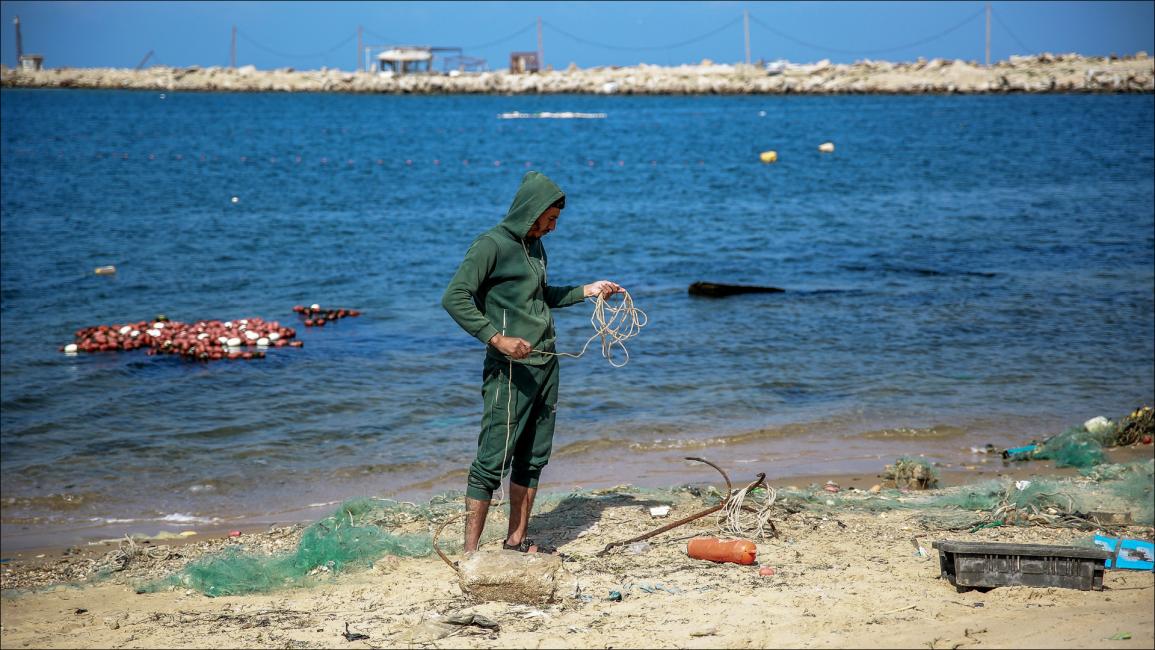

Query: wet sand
(0, 413), (1142, 554)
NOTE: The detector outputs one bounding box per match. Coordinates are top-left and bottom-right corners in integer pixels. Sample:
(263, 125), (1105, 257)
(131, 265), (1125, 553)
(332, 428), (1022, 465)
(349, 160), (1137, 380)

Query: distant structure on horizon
(13, 16), (45, 71)
(509, 51), (540, 74)
(368, 45), (485, 75)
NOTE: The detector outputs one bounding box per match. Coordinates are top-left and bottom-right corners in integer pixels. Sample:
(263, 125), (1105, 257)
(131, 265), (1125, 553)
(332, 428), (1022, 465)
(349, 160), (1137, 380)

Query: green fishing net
(1032, 426), (1108, 468)
(140, 496), (464, 597)
(771, 465), (1154, 530)
(139, 486), (677, 597)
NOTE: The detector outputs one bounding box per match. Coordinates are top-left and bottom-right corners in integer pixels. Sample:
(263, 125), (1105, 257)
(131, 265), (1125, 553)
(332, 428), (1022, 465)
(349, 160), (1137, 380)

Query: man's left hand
(584, 280), (624, 299)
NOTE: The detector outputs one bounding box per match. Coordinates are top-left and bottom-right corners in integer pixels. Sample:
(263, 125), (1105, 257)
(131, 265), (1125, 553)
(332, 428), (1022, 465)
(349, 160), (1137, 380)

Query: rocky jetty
(2, 52), (1151, 94)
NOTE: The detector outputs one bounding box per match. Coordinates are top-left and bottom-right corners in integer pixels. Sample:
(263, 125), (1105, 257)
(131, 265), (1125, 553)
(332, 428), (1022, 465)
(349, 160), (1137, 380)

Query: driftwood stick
(598, 473), (766, 556)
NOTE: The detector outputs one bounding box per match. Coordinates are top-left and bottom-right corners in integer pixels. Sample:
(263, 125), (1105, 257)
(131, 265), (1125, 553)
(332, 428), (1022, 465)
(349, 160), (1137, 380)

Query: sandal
(502, 538), (560, 555)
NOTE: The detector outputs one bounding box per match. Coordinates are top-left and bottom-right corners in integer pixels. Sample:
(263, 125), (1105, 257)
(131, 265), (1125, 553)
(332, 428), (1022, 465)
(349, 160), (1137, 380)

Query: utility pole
(357, 25), (363, 72)
(14, 16), (23, 61)
(537, 16), (543, 70)
(985, 1), (991, 66)
(743, 8), (751, 66)
(230, 25), (237, 68)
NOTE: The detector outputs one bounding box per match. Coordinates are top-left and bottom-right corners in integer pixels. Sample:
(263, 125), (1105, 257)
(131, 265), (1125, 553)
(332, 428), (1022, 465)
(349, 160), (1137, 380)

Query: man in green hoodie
(442, 171), (622, 554)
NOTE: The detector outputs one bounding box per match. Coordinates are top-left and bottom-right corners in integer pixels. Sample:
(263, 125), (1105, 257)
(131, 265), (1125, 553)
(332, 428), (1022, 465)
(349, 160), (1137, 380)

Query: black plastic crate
(932, 540), (1111, 592)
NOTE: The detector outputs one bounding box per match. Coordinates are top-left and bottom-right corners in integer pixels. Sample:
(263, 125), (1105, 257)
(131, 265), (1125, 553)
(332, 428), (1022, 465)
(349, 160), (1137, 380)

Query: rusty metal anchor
(597, 456), (767, 556)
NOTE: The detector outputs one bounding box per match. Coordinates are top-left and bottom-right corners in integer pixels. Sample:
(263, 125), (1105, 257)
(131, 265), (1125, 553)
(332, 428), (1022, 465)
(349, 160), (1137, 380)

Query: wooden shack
(509, 51), (540, 74)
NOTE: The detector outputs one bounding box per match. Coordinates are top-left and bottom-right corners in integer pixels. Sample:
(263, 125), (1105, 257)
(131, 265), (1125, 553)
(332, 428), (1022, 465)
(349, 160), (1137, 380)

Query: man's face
(526, 206), (561, 239)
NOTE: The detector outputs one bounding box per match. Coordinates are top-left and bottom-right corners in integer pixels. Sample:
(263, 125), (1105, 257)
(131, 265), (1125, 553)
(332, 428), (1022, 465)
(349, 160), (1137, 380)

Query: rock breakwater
(2, 53), (1151, 95)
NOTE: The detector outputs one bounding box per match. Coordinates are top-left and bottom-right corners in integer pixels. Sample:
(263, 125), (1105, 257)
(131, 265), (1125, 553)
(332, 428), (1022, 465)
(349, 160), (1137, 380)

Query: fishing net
(1032, 426), (1108, 468)
(769, 466), (1154, 532)
(139, 486), (676, 597)
(1101, 460), (1155, 525)
(140, 496), (468, 597)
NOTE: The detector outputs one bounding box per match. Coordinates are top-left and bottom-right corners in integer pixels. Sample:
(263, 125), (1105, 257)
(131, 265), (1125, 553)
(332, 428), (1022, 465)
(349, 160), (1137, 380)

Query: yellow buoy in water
(818, 142), (835, 153)
(759, 150), (778, 164)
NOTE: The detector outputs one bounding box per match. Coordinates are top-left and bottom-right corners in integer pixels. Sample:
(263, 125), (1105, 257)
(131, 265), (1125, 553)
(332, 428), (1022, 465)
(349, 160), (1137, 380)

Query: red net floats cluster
(60, 317), (302, 361)
(293, 303), (361, 328)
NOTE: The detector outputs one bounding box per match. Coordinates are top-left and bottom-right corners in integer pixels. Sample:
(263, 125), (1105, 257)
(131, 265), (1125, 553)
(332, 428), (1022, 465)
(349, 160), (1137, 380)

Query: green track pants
(466, 356), (560, 501)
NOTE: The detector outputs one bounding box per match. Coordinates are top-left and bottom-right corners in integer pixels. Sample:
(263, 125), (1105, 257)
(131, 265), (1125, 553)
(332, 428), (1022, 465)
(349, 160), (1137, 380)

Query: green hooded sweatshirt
(442, 172), (586, 365)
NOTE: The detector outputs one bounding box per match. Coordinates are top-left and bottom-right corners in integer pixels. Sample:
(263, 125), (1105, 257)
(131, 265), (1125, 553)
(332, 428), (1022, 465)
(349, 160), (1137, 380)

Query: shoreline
(2, 411), (1150, 554)
(2, 53), (1152, 95)
(2, 461), (1152, 649)
(2, 442), (1149, 569)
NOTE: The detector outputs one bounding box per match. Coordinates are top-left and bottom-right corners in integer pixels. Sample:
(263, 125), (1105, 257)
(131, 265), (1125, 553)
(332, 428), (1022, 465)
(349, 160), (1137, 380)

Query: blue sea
(2, 90), (1153, 549)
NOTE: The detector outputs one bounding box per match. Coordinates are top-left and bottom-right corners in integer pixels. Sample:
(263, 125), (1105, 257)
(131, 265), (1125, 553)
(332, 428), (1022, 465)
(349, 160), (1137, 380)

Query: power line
(236, 29), (355, 60)
(991, 7), (1033, 54)
(543, 17), (741, 52)
(362, 27), (394, 44)
(458, 21), (537, 50)
(748, 7), (985, 57)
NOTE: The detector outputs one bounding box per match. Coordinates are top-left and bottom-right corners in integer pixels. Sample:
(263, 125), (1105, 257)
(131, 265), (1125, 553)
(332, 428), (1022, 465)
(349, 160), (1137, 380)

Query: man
(442, 171), (622, 554)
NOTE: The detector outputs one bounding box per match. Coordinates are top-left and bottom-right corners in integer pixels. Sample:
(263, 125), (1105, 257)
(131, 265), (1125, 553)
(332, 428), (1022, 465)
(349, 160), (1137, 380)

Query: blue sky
(3, 1), (1153, 70)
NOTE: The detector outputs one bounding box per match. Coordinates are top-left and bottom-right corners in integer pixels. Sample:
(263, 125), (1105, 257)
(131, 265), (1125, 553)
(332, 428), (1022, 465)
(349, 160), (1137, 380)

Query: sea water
(2, 90), (1152, 548)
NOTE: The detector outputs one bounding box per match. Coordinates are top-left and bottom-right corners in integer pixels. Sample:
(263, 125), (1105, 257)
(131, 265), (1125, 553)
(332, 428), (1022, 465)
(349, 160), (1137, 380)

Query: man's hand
(584, 280), (624, 300)
(489, 333), (532, 359)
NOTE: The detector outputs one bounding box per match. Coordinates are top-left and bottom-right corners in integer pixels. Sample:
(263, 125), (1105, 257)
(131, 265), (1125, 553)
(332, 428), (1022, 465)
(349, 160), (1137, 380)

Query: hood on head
(500, 171), (565, 239)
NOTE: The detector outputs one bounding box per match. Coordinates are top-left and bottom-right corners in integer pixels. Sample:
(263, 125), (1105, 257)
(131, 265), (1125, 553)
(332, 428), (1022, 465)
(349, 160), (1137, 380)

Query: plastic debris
(1093, 535), (1155, 571)
(1084, 416), (1114, 436)
(687, 537), (757, 565)
(649, 505), (671, 518)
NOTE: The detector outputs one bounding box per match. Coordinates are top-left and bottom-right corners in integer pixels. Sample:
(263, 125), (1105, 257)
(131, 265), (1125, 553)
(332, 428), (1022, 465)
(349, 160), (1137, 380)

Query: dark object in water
(688, 282), (785, 297)
(932, 540), (1110, 592)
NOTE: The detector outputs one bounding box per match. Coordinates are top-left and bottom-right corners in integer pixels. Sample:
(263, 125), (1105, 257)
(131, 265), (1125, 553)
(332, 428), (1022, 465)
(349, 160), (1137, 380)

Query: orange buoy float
(687, 537), (757, 565)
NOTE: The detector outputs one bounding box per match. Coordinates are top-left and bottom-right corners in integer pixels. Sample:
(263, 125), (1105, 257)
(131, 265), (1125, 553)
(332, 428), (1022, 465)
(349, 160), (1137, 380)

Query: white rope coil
(719, 483), (778, 540)
(535, 289), (647, 368)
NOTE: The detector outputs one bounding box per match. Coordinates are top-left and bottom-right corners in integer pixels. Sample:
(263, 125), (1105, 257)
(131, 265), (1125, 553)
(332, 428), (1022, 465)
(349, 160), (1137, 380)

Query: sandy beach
(3, 442), (1152, 649)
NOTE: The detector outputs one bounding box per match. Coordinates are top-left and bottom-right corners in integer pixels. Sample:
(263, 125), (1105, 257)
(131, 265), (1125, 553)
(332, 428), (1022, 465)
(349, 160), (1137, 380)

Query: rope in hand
(495, 289), (647, 503)
(532, 289), (648, 368)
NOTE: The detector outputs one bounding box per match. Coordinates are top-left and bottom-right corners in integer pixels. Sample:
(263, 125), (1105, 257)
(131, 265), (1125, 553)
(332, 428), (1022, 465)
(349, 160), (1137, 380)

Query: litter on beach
(1093, 535), (1155, 571)
(932, 540), (1112, 591)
